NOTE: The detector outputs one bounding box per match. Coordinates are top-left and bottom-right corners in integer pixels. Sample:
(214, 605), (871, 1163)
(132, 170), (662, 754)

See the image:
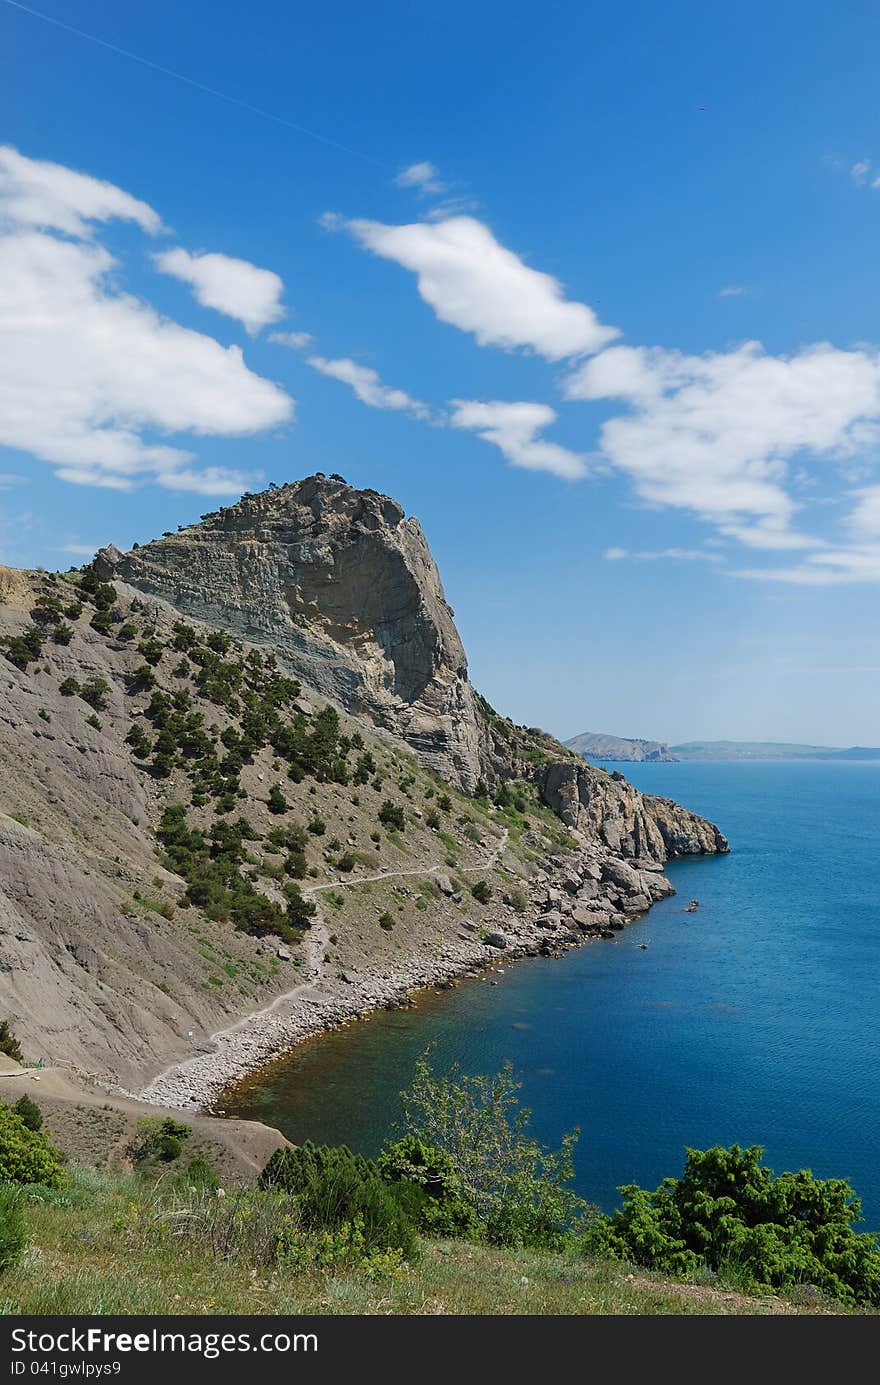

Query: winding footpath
(140, 828), (509, 1110)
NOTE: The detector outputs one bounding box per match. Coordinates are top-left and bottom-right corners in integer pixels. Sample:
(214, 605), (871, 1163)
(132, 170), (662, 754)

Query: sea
(220, 761), (880, 1228)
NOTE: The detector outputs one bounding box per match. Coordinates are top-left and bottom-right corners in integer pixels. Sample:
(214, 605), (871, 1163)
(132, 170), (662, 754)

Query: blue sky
(3, 0), (880, 745)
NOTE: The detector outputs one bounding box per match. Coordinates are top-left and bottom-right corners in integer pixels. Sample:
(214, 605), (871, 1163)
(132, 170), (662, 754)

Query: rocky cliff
(540, 762), (728, 858)
(565, 730), (678, 762)
(108, 477), (487, 791)
(0, 477), (728, 1095)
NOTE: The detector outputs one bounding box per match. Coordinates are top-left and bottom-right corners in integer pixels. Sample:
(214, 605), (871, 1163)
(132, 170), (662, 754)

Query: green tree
(584, 1144), (880, 1306)
(399, 1057), (585, 1248)
(0, 1105), (65, 1186)
(379, 800), (405, 831)
(0, 1022), (23, 1063)
(13, 1095), (42, 1132)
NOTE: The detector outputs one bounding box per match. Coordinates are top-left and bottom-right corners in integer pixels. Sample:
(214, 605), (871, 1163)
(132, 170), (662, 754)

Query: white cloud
(307, 356), (428, 418)
(604, 546), (724, 563)
(154, 247), (286, 334)
(848, 484), (880, 537)
(394, 161), (445, 193)
(0, 148), (293, 494)
(565, 341), (880, 537)
(340, 214), (619, 360)
(450, 400), (587, 479)
(718, 285), (745, 297)
(0, 144), (161, 237)
(0, 474), (26, 491)
(269, 330), (314, 350)
(851, 159), (871, 186)
(736, 545), (880, 585)
(57, 543), (99, 556)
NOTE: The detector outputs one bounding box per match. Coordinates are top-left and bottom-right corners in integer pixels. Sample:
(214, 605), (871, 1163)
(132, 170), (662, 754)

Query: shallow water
(221, 761), (880, 1226)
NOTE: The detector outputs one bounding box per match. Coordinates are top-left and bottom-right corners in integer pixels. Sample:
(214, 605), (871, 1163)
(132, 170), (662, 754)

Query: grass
(0, 1170), (836, 1316)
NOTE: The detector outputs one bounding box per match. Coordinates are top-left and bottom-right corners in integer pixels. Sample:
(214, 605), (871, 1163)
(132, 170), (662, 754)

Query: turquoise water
(221, 762), (880, 1227)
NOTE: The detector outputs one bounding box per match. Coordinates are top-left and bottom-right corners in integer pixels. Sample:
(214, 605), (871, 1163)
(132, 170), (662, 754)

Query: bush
(471, 879), (492, 904)
(131, 1116), (192, 1166)
(267, 784), (288, 815)
(399, 1057), (585, 1249)
(378, 1135), (478, 1237)
(173, 1156), (220, 1193)
(80, 676), (110, 710)
(0, 1187), (27, 1273)
(336, 851), (356, 873)
(0, 1105), (65, 1186)
(59, 677), (80, 697)
(259, 1142), (419, 1259)
(583, 1144), (880, 1307)
(2, 625), (44, 670)
(379, 800), (405, 831)
(0, 1021), (23, 1062)
(13, 1095), (42, 1132)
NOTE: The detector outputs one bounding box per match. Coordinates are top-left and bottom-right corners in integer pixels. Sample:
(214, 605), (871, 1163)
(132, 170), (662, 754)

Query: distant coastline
(565, 731), (880, 763)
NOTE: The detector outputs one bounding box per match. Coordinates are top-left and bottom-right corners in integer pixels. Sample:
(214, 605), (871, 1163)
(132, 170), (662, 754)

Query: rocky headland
(0, 475), (728, 1114)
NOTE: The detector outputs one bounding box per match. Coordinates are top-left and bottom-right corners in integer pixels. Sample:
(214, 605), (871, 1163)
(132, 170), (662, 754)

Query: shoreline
(139, 842), (678, 1111)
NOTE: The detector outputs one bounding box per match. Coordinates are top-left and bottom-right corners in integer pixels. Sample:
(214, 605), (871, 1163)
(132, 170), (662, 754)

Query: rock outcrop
(539, 762), (728, 859)
(564, 730), (678, 762)
(109, 477), (486, 791)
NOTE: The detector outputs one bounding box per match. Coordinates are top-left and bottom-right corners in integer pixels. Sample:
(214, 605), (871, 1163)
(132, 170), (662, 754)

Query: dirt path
(141, 826), (510, 1100)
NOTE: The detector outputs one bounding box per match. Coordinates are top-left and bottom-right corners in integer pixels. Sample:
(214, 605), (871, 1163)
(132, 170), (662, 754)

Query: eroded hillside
(0, 479), (727, 1099)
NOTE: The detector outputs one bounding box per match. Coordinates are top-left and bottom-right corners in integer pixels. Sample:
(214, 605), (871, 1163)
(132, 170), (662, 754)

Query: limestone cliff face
(111, 477), (485, 790)
(539, 762), (729, 861)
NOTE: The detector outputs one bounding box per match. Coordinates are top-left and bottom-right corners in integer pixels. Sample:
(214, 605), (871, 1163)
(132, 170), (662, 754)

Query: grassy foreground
(0, 1169), (838, 1316)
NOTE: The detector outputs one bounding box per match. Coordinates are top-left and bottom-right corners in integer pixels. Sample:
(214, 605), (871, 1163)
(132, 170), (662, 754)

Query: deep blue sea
(222, 762), (880, 1228)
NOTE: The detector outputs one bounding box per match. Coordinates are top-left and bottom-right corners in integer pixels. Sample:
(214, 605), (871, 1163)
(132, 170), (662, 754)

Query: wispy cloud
(718, 285), (745, 297)
(269, 330), (314, 350)
(337, 213), (619, 360)
(154, 247), (286, 334)
(0, 474), (27, 491)
(307, 355), (429, 418)
(394, 161), (446, 194)
(450, 400), (586, 479)
(604, 546), (724, 563)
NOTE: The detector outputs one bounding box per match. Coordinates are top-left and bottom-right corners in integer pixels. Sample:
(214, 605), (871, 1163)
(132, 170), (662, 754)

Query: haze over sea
(222, 761), (880, 1228)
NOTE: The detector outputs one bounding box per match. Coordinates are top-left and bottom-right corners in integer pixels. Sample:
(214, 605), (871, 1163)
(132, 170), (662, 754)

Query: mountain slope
(0, 479), (728, 1097)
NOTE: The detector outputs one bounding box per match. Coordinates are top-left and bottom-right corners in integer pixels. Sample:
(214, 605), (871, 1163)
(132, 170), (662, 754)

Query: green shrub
(379, 912), (395, 931)
(131, 1116), (192, 1166)
(174, 1156), (220, 1193)
(267, 784), (288, 815)
(80, 676), (110, 710)
(0, 1021), (23, 1062)
(336, 851), (357, 873)
(52, 623), (74, 646)
(399, 1057), (585, 1249)
(471, 879), (492, 904)
(13, 1095), (42, 1132)
(379, 800), (405, 831)
(0, 1105), (65, 1186)
(378, 1135), (478, 1237)
(58, 676), (80, 697)
(260, 1142), (418, 1259)
(0, 1186), (27, 1273)
(2, 625), (45, 670)
(583, 1144), (880, 1306)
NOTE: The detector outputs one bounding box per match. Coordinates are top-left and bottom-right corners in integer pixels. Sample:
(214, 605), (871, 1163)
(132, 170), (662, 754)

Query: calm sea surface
(221, 762), (880, 1227)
